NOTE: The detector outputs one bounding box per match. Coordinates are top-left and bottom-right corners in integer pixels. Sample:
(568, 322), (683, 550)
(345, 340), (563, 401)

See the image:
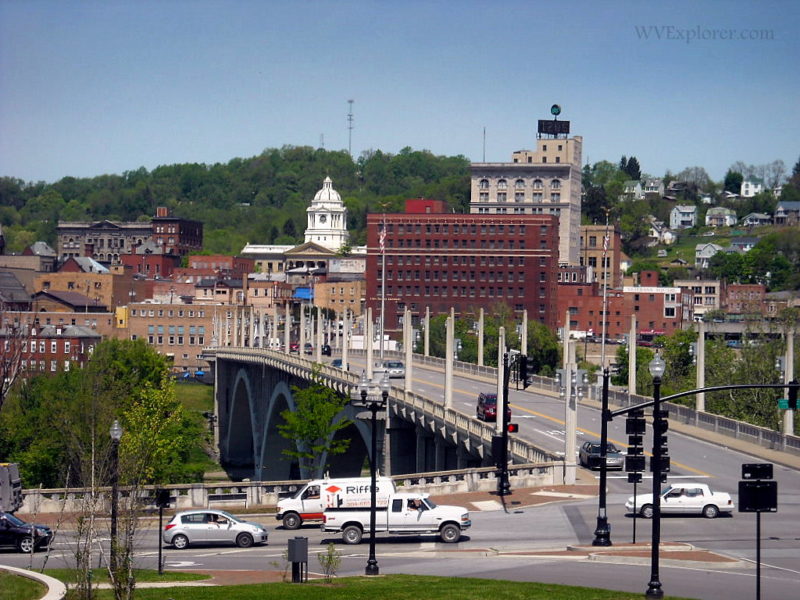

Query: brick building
(365, 201), (560, 334)
(7, 324), (102, 376)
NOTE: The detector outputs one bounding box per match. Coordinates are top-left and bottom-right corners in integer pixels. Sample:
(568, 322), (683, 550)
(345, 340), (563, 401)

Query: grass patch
(0, 572), (46, 600)
(63, 574), (695, 600)
(175, 380), (214, 413)
(45, 568), (209, 584)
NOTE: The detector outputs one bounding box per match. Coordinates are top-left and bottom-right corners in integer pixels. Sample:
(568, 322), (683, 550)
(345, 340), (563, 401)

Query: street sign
(777, 398), (788, 410)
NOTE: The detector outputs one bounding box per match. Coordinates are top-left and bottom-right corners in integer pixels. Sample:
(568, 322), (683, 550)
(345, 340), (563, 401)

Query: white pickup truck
(322, 492), (471, 544)
(625, 482), (734, 518)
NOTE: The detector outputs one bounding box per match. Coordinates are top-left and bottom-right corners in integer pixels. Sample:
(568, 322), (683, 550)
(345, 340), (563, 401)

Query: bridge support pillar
(416, 431), (432, 473)
(434, 436), (446, 471)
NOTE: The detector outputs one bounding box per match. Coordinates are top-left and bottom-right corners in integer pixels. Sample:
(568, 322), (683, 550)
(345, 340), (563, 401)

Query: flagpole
(379, 216), (386, 363)
(600, 209), (610, 369)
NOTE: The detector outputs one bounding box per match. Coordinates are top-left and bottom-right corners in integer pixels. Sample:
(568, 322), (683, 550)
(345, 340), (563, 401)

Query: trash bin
(287, 536), (308, 583)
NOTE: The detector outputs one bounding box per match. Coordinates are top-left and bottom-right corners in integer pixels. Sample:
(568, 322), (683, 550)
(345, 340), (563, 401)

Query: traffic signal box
(625, 409), (646, 474)
(789, 379), (799, 410)
(507, 423), (519, 433)
(518, 355), (531, 390)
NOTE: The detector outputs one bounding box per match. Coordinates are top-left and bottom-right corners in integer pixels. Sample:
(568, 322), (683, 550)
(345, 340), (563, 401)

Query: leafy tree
(723, 169), (744, 193)
(278, 366), (352, 477)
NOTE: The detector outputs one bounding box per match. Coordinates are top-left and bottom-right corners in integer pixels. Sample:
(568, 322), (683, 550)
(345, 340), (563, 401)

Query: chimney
(156, 207), (169, 218)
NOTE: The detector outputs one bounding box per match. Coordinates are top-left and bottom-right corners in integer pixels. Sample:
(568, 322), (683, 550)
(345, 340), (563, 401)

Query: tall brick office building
(365, 199), (560, 334)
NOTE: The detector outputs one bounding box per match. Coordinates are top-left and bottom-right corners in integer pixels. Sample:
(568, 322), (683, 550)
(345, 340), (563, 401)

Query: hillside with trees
(0, 146), (471, 255)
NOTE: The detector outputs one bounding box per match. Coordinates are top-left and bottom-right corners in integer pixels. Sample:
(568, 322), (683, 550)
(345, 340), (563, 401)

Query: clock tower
(305, 177), (349, 251)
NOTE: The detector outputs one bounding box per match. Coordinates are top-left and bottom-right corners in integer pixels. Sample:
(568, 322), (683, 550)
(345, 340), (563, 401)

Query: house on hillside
(740, 178), (764, 198)
(705, 207), (737, 228)
(622, 180), (643, 200)
(643, 178), (664, 198)
(742, 212), (772, 227)
(670, 205), (697, 229)
(774, 201), (800, 226)
(729, 237), (760, 253)
(695, 243), (723, 269)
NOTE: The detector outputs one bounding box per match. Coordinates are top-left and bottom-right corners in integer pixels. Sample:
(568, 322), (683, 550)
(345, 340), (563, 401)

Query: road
(3, 355), (798, 600)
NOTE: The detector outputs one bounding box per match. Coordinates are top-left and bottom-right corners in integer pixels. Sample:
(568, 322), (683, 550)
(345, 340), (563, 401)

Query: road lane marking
(512, 403), (713, 478)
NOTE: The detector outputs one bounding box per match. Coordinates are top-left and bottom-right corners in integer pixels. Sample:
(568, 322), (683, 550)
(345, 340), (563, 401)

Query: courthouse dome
(312, 177), (342, 205)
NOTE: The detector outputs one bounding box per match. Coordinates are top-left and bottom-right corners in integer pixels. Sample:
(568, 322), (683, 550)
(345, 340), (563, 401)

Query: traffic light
(789, 379), (799, 410)
(518, 355), (531, 389)
(507, 423), (519, 433)
(492, 435), (505, 469)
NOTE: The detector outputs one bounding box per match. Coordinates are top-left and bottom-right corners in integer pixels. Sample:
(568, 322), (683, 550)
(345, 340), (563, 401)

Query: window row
(132, 309), (206, 318)
(385, 223), (528, 235)
(13, 339), (90, 354)
(479, 178), (562, 190)
(147, 325), (206, 335)
(385, 270), (549, 283)
(386, 286), (550, 299)
(388, 238), (533, 249)
(20, 360), (76, 372)
(141, 335), (206, 346)
(386, 256), (548, 267)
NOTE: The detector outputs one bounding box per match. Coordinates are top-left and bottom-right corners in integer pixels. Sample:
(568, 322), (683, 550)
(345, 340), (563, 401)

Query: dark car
(0, 511), (54, 553)
(303, 343), (313, 355)
(476, 392), (511, 422)
(321, 344), (332, 356)
(578, 441), (624, 470)
(331, 358), (343, 368)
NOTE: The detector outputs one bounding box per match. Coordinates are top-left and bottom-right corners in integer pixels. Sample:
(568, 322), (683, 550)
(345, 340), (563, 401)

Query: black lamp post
(646, 354), (666, 599)
(109, 419), (123, 574)
(592, 367), (612, 546)
(361, 371), (389, 576)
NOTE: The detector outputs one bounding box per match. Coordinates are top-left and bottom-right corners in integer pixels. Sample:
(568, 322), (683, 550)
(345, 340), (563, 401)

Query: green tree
(278, 366), (352, 477)
(723, 169), (744, 193)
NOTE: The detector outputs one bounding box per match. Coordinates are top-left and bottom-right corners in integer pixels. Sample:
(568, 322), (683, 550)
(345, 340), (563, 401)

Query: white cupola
(305, 177), (349, 250)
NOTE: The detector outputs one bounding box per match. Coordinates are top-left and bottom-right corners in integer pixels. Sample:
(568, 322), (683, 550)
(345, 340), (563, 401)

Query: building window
(551, 179), (561, 189)
(515, 192), (524, 202)
(515, 179), (525, 189)
(497, 192), (507, 202)
(498, 179), (507, 190)
(479, 179), (489, 189)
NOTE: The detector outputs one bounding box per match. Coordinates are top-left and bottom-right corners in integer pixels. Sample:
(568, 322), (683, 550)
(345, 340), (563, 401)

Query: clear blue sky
(1, 0), (798, 184)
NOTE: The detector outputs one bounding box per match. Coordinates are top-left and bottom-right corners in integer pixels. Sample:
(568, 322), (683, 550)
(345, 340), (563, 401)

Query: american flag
(603, 234), (609, 252)
(379, 228), (386, 254)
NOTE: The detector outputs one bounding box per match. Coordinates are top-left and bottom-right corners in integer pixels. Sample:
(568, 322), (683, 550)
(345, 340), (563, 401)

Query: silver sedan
(162, 510), (269, 549)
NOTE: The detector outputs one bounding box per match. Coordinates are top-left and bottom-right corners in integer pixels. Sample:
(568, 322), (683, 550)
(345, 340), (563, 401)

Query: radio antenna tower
(347, 99), (354, 156)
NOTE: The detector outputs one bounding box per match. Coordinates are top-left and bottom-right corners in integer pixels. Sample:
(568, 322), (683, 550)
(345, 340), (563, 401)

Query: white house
(643, 178), (664, 197)
(695, 243), (723, 269)
(740, 178), (764, 198)
(742, 212), (771, 227)
(622, 180), (644, 200)
(705, 207), (737, 228)
(670, 205), (697, 229)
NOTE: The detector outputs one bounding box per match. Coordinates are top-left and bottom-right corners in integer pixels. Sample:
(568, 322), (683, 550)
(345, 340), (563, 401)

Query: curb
(0, 564), (67, 600)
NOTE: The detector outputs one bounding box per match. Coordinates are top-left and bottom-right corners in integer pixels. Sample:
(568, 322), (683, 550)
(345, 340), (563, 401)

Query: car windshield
(385, 362), (402, 368)
(423, 498), (436, 509)
(482, 395), (497, 405)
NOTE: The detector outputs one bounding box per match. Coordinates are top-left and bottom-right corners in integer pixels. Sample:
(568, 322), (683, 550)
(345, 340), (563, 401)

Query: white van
(276, 476), (395, 530)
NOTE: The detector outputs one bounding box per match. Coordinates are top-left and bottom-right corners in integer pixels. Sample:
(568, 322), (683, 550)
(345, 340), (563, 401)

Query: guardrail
(17, 464), (557, 514)
(595, 386), (800, 456)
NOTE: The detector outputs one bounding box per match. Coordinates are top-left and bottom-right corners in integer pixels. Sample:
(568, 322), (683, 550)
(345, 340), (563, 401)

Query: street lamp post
(361, 371), (389, 576)
(109, 419), (123, 574)
(646, 354), (666, 599)
(592, 367), (612, 546)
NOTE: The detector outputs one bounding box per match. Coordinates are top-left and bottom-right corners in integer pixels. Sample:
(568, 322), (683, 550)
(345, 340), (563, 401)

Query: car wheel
(17, 536), (35, 553)
(283, 513), (301, 530)
(640, 504), (654, 519)
(440, 523), (461, 543)
(172, 534), (189, 549)
(236, 533), (254, 548)
(703, 504), (719, 519)
(342, 525), (363, 545)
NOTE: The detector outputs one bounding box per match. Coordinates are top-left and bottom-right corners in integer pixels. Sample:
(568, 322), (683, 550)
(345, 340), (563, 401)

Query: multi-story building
(670, 205), (697, 229)
(556, 283), (628, 338)
(57, 207), (202, 265)
(7, 324), (101, 376)
(365, 199), (560, 334)
(188, 255), (254, 278)
(674, 278), (721, 319)
(723, 283), (765, 318)
(125, 302), (214, 372)
(579, 225), (622, 288)
(469, 135), (582, 266)
(623, 271), (694, 335)
(150, 207), (203, 257)
(34, 265), (143, 311)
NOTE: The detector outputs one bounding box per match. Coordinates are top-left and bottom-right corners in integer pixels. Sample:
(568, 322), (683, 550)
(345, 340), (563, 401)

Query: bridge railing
(212, 348), (561, 465)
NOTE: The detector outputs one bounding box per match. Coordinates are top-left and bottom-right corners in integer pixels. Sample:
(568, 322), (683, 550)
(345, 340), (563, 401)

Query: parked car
(625, 483), (734, 518)
(289, 343), (300, 354)
(476, 392), (511, 422)
(578, 441), (624, 470)
(331, 358), (343, 368)
(321, 344), (332, 356)
(303, 343), (314, 355)
(0, 511), (54, 553)
(163, 510), (269, 549)
(382, 360), (405, 378)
